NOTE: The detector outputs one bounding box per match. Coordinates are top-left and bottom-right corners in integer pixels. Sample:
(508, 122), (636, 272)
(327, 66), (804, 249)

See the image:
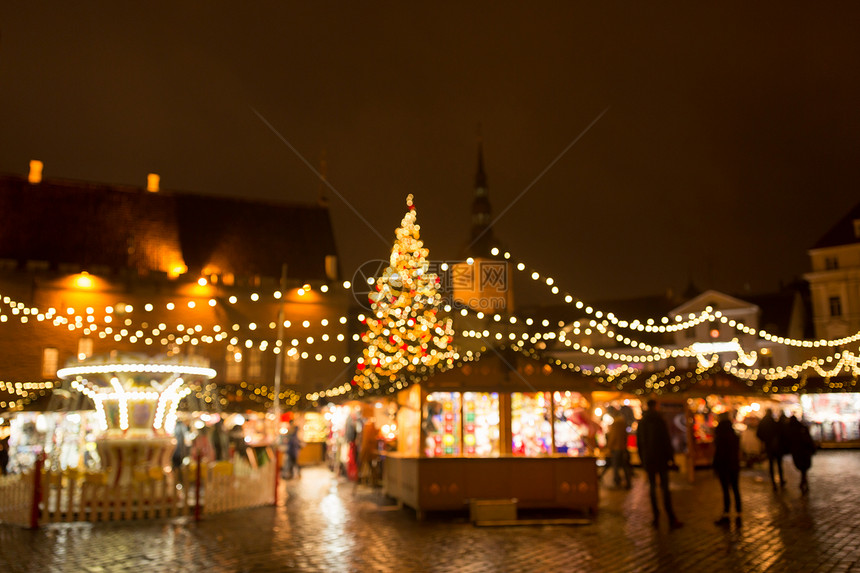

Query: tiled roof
(0, 174), (337, 282)
(811, 201), (860, 250)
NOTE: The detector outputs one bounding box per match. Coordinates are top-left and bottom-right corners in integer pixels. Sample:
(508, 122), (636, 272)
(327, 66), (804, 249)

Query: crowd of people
(600, 400), (818, 529)
(170, 418), (244, 486)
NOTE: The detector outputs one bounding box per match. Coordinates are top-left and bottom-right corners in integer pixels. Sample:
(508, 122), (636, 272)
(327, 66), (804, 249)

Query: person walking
(787, 415), (815, 494)
(756, 409), (785, 489)
(285, 422), (303, 479)
(191, 425), (215, 465)
(637, 399), (683, 529)
(357, 417), (379, 488)
(211, 419), (231, 461)
(712, 412), (742, 525)
(0, 436), (9, 475)
(602, 413), (632, 489)
(171, 419), (190, 486)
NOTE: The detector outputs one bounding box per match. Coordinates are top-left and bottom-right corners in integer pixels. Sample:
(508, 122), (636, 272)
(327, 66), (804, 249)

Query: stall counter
(383, 453), (598, 519)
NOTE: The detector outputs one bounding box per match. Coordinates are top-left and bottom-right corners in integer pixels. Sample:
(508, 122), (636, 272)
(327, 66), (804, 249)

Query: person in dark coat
(787, 416), (815, 494)
(285, 422), (304, 479)
(0, 436), (9, 475)
(756, 408), (785, 489)
(637, 399), (682, 529)
(712, 413), (741, 524)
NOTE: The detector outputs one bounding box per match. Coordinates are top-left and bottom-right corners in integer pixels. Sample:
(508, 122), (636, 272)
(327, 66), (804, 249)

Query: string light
(348, 195), (454, 396)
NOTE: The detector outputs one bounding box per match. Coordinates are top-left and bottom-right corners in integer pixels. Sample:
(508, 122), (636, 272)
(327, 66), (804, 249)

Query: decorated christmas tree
(354, 194), (454, 390)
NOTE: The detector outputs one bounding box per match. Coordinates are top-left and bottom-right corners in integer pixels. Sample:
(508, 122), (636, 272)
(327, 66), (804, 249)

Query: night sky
(1, 4), (858, 302)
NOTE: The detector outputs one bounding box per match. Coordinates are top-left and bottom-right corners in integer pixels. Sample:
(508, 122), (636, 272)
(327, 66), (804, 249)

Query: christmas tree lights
(353, 195), (454, 390)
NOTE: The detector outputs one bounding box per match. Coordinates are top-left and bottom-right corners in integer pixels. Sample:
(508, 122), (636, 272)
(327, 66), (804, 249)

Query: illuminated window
(553, 391), (591, 456)
(77, 337), (93, 360)
(709, 320), (720, 339)
(283, 353), (300, 384)
(225, 350), (242, 382)
(829, 296), (843, 317)
(325, 255), (338, 280)
(424, 392), (462, 457)
(462, 392), (499, 456)
(511, 392), (552, 456)
(42, 348), (59, 378)
(248, 348), (263, 379)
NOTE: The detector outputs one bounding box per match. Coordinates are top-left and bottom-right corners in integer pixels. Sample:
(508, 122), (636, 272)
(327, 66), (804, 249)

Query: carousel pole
(272, 264), (287, 421)
(29, 452), (44, 529)
(272, 264), (287, 497)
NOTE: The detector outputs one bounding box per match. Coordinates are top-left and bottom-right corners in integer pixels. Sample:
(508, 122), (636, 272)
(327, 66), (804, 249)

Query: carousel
(56, 353), (216, 486)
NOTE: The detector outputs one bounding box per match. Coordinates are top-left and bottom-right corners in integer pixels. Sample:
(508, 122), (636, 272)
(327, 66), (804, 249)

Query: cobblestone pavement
(1, 450), (858, 572)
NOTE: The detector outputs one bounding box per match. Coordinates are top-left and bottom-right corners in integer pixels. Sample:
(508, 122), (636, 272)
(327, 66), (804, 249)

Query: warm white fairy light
(350, 194), (454, 394)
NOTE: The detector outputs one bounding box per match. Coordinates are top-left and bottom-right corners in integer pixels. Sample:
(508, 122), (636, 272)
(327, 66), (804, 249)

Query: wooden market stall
(383, 351), (601, 519)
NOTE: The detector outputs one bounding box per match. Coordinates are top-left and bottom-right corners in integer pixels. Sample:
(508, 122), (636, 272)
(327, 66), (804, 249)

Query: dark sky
(2, 3), (858, 302)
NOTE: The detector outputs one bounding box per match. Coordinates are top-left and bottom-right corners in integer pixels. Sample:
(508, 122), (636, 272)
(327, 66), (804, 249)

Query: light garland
(4, 237), (860, 406)
(60, 356), (216, 432)
(0, 379), (56, 410)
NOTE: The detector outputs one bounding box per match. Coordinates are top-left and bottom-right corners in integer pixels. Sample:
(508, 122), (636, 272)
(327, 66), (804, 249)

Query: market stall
(801, 392), (860, 447)
(383, 353), (601, 519)
(685, 392), (800, 469)
(5, 411), (102, 474)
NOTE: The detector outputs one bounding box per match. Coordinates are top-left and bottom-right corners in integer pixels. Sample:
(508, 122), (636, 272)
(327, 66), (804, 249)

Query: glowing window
(42, 347), (59, 378)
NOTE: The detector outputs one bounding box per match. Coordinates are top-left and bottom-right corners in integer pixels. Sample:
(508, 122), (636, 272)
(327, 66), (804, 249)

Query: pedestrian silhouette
(601, 413), (632, 489)
(712, 412), (741, 525)
(756, 408), (786, 489)
(787, 415), (815, 494)
(284, 422), (303, 479)
(637, 399), (682, 529)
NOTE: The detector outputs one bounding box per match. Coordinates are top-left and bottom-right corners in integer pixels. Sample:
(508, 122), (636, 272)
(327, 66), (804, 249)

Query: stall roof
(426, 347), (604, 394)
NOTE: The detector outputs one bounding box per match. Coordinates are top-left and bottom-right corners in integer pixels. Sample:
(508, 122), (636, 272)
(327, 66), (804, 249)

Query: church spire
(475, 125), (487, 191)
(467, 125), (495, 257)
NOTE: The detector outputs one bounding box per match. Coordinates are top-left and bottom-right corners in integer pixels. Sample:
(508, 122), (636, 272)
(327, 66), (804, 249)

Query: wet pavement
(1, 450), (858, 572)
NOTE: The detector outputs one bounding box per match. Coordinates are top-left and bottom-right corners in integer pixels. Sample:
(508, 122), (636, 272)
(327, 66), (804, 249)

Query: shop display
(424, 392), (461, 457)
(462, 392), (499, 456)
(553, 391), (593, 456)
(511, 392), (551, 456)
(7, 411), (102, 474)
(301, 412), (328, 443)
(801, 393), (860, 444)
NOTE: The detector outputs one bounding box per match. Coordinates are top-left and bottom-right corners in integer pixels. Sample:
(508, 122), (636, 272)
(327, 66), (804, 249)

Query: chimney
(147, 173), (160, 192)
(28, 160), (43, 184)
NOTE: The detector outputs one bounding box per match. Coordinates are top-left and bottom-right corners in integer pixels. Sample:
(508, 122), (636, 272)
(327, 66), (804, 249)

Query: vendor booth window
(225, 350), (242, 382)
(553, 391), (591, 456)
(77, 337), (93, 360)
(283, 353), (301, 384)
(41, 347), (59, 378)
(511, 392), (552, 456)
(424, 392), (461, 457)
(248, 348), (263, 379)
(462, 392), (500, 456)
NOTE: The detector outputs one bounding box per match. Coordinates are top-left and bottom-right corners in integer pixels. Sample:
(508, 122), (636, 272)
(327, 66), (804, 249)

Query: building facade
(805, 202), (860, 339)
(0, 168), (350, 412)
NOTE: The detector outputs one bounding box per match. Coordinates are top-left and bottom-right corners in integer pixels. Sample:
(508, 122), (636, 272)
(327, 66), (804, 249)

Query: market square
(2, 4), (860, 572)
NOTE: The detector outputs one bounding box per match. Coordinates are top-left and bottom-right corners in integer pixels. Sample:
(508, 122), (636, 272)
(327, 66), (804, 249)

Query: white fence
(0, 452), (277, 527)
